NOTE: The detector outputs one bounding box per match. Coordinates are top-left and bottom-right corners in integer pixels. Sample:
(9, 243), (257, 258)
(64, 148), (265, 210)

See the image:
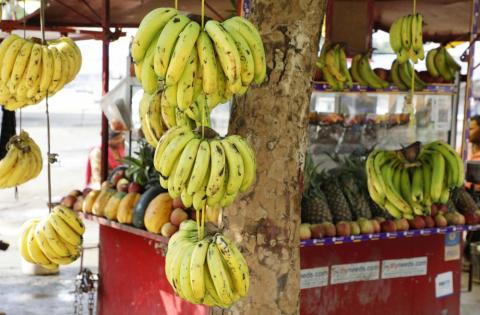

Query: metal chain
(74, 275), (84, 315)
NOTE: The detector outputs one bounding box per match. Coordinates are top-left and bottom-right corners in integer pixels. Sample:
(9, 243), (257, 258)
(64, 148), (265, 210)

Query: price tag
(300, 267), (329, 289)
(435, 271), (453, 298)
(444, 232), (461, 261)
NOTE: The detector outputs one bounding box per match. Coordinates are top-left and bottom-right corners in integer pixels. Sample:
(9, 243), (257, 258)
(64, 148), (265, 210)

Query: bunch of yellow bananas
(426, 46), (461, 83)
(0, 35), (82, 111)
(316, 43), (351, 91)
(138, 90), (211, 148)
(366, 141), (464, 219)
(131, 8), (266, 120)
(165, 220), (250, 307)
(0, 131), (42, 189)
(390, 59), (426, 91)
(153, 126), (256, 210)
(19, 205), (85, 269)
(389, 13), (424, 63)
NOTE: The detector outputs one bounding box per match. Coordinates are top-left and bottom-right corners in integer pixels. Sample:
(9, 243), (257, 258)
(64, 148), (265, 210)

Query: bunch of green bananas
(426, 46), (461, 83)
(389, 13), (424, 63)
(0, 34), (82, 111)
(350, 53), (389, 89)
(19, 205), (85, 269)
(165, 220), (249, 307)
(0, 131), (42, 189)
(153, 126), (256, 210)
(139, 90), (211, 148)
(132, 7), (266, 115)
(366, 141), (464, 219)
(390, 59), (426, 91)
(315, 43), (351, 91)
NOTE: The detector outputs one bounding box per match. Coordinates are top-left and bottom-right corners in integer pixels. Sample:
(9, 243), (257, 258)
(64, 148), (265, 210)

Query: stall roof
(21, 0), (236, 28)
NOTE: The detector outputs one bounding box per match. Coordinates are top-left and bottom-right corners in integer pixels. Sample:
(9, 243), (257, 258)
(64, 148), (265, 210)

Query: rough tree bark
(217, 1), (326, 314)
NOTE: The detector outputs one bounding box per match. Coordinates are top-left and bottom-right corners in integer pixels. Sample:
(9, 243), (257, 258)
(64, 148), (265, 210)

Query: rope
(40, 0), (53, 212)
(175, 0), (178, 10)
(201, 0), (205, 28)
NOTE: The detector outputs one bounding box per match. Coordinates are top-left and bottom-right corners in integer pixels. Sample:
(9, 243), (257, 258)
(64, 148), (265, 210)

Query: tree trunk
(218, 1), (326, 314)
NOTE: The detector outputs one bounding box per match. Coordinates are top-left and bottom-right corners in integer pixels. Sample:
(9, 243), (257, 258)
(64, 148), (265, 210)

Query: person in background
(468, 115), (480, 161)
(85, 130), (125, 189)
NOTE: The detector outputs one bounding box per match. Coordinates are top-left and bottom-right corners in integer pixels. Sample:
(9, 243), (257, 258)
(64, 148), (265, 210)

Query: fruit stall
(3, 0), (480, 315)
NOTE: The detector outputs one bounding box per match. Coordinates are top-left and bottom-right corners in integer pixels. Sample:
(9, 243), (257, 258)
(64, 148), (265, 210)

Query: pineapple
(337, 170), (372, 219)
(301, 155), (333, 223)
(453, 187), (478, 214)
(321, 171), (353, 223)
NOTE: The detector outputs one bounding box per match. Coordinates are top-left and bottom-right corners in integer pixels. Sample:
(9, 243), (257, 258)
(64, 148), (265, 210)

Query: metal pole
(461, 0), (480, 161)
(100, 0), (110, 182)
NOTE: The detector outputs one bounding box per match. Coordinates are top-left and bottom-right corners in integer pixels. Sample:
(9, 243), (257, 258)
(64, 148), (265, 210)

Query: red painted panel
(300, 234), (461, 315)
(97, 225), (208, 315)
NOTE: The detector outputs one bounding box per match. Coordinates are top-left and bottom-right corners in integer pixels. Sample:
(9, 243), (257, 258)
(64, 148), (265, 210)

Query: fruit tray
(300, 224), (480, 247)
(311, 81), (458, 95)
(78, 212), (169, 244)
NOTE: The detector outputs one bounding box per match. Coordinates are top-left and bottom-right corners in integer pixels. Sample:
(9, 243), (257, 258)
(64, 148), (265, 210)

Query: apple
(444, 212), (457, 225)
(371, 219), (381, 233)
(68, 190), (82, 197)
(373, 216), (386, 224)
(310, 224), (325, 239)
(170, 208), (189, 227)
(408, 216), (426, 230)
(110, 170), (125, 186)
(395, 218), (409, 231)
(128, 182), (143, 193)
(349, 222), (361, 235)
(358, 218), (374, 234)
(73, 196), (84, 212)
(300, 224), (312, 240)
(172, 197), (185, 209)
(430, 204), (438, 217)
(424, 216), (435, 228)
(82, 187), (92, 197)
(116, 178), (129, 192)
(455, 212), (465, 225)
(335, 221), (351, 237)
(438, 204), (448, 214)
(61, 195), (77, 208)
(321, 222), (336, 237)
(381, 220), (397, 233)
(434, 213), (448, 227)
(465, 212), (480, 225)
(160, 222), (178, 237)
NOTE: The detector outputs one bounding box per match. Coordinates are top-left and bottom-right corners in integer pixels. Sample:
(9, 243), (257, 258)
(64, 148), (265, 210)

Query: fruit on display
(165, 220), (250, 307)
(0, 130), (42, 189)
(82, 190), (100, 213)
(366, 141), (464, 219)
(117, 191), (142, 224)
(144, 192), (173, 233)
(103, 191), (126, 220)
(19, 205), (85, 269)
(321, 174), (353, 222)
(132, 185), (164, 229)
(426, 46), (461, 83)
(390, 59), (426, 91)
(350, 53), (389, 89)
(0, 35), (82, 111)
(154, 126), (256, 210)
(316, 43), (352, 91)
(92, 188), (116, 217)
(131, 8), (266, 128)
(122, 140), (159, 187)
(389, 13), (424, 63)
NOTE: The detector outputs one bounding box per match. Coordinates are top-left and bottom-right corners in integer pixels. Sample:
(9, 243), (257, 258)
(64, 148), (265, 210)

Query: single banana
(0, 145), (20, 178)
(401, 15), (412, 50)
(206, 140), (226, 197)
(324, 47), (345, 82)
(0, 35), (21, 65)
(350, 54), (368, 86)
(165, 21), (201, 86)
(411, 167), (424, 203)
(196, 31), (218, 94)
(412, 14), (424, 54)
(207, 171), (227, 207)
(389, 18), (403, 52)
(190, 238), (211, 301)
(173, 138), (201, 195)
(226, 135), (256, 192)
(430, 152), (446, 202)
(141, 35), (160, 94)
(222, 23), (255, 86)
(181, 189), (194, 208)
(337, 46), (352, 88)
(206, 242), (234, 305)
(221, 139), (244, 195)
(176, 49), (198, 111)
(434, 47), (454, 82)
(8, 40), (33, 93)
(153, 125), (191, 171)
(158, 130), (196, 178)
(52, 205), (85, 235)
(139, 92), (158, 147)
(192, 170), (209, 210)
(160, 90), (177, 128)
(131, 8), (178, 63)
(47, 46), (62, 95)
(390, 60), (408, 90)
(179, 245), (198, 303)
(145, 91), (165, 141)
(43, 220), (72, 257)
(19, 219), (39, 263)
(187, 140), (211, 195)
(26, 221), (52, 265)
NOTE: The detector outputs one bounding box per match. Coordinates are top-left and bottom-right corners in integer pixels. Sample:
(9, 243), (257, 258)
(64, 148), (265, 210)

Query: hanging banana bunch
(131, 8), (266, 126)
(389, 13), (424, 64)
(0, 35), (82, 111)
(0, 131), (42, 189)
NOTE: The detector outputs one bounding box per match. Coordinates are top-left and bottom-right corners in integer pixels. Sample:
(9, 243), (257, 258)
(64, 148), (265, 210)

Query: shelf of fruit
(300, 224), (480, 248)
(312, 81), (458, 95)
